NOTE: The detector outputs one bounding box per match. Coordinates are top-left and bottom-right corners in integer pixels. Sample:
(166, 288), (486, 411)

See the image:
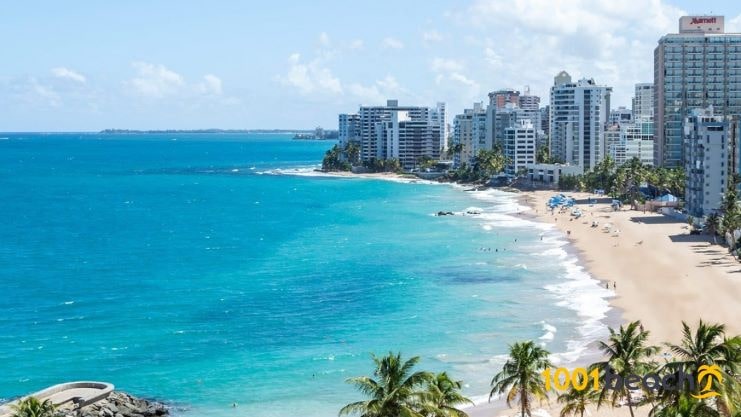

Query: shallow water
(0, 133), (611, 416)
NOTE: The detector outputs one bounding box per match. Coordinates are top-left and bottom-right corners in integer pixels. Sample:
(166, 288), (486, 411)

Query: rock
(66, 391), (168, 417)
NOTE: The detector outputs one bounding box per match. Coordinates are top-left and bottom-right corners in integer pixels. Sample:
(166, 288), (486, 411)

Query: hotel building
(654, 16), (741, 167)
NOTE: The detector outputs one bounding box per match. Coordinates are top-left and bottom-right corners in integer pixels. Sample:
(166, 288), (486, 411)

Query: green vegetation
(591, 321), (660, 417)
(557, 156), (686, 203)
(447, 148), (509, 183)
(321, 142), (361, 172)
(363, 158), (402, 173)
(557, 376), (600, 417)
(10, 397), (56, 417)
(340, 352), (471, 417)
(490, 341), (552, 417)
(340, 321), (741, 417)
(322, 144), (352, 172)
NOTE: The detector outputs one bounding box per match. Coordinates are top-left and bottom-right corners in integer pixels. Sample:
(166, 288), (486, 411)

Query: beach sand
(467, 189), (740, 417)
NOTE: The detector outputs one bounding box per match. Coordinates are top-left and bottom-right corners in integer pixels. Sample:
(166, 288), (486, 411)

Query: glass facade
(654, 34), (741, 167)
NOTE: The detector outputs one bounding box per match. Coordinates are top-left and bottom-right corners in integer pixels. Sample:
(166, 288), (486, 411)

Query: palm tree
(10, 397), (56, 417)
(591, 321), (659, 417)
(668, 321), (728, 373)
(489, 341), (552, 417)
(420, 372), (473, 417)
(706, 213), (721, 244)
(557, 375), (600, 417)
(648, 393), (719, 417)
(340, 352), (432, 417)
(665, 321), (739, 416)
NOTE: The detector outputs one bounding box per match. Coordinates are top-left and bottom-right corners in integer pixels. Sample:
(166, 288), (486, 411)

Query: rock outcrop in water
(59, 391), (168, 417)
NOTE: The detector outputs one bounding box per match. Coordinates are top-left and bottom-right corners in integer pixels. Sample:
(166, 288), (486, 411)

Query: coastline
(518, 190), (740, 345)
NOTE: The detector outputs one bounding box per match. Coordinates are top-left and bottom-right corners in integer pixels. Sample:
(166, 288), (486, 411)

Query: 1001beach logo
(542, 365), (723, 399)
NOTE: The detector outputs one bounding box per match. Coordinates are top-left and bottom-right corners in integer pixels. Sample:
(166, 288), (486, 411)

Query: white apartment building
(609, 107), (633, 125)
(684, 108), (732, 217)
(338, 113), (360, 147)
(549, 71), (612, 170)
(452, 103), (487, 166)
(503, 119), (537, 176)
(632, 83), (654, 121)
(358, 100), (446, 169)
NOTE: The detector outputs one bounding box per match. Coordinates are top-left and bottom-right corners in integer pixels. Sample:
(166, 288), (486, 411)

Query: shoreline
(518, 190), (740, 345)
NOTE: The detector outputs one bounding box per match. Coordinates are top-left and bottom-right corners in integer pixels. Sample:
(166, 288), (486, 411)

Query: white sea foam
(455, 188), (612, 369)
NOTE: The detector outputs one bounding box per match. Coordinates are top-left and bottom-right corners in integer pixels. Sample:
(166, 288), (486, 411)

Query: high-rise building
(654, 16), (741, 167)
(684, 108), (735, 216)
(357, 100), (446, 169)
(485, 93), (542, 150)
(609, 107), (633, 125)
(488, 89), (520, 110)
(540, 105), (550, 137)
(632, 83), (654, 121)
(338, 113), (360, 147)
(452, 103), (487, 166)
(549, 71), (612, 170)
(606, 121), (655, 166)
(503, 119), (537, 175)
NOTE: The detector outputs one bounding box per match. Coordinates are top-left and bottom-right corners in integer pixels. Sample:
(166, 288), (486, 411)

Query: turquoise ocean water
(0, 133), (611, 416)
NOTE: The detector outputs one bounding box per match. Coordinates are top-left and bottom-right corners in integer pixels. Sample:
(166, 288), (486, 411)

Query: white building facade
(503, 120), (537, 175)
(549, 71), (612, 170)
(357, 100), (446, 169)
(684, 109), (732, 217)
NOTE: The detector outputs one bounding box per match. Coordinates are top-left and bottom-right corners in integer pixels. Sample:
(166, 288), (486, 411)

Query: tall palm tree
(489, 341), (552, 417)
(668, 321), (728, 373)
(591, 321), (659, 417)
(665, 321), (740, 416)
(420, 372), (473, 417)
(10, 397), (56, 417)
(557, 375), (600, 417)
(340, 352), (432, 417)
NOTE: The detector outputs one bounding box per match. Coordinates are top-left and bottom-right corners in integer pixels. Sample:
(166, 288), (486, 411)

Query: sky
(1, 0), (740, 131)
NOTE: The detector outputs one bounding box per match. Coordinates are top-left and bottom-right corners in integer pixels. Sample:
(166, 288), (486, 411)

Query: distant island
(99, 128), (339, 139)
(100, 128), (315, 134)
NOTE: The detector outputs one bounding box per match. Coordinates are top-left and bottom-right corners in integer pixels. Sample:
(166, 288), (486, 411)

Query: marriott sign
(679, 15), (724, 33)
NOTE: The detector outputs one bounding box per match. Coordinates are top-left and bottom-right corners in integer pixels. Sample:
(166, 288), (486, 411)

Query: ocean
(0, 133), (611, 416)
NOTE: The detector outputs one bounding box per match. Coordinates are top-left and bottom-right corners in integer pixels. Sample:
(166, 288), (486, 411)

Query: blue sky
(1, 0), (739, 131)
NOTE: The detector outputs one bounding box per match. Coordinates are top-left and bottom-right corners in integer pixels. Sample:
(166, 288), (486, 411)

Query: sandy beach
(468, 189), (740, 417)
(522, 190), (740, 344)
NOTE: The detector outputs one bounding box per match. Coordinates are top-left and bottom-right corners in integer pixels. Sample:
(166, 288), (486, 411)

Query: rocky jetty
(59, 391), (168, 417)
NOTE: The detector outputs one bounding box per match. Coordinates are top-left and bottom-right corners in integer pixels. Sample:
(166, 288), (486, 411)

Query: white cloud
(727, 14), (741, 32)
(382, 37), (404, 49)
(430, 58), (464, 73)
(51, 67), (86, 83)
(450, 73), (478, 88)
(450, 0), (686, 107)
(198, 74), (223, 95)
(126, 62), (184, 98)
(484, 47), (502, 68)
(319, 32), (331, 47)
(30, 78), (61, 107)
(347, 75), (403, 104)
(278, 53), (342, 95)
(422, 30), (444, 42)
(349, 39), (364, 50)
